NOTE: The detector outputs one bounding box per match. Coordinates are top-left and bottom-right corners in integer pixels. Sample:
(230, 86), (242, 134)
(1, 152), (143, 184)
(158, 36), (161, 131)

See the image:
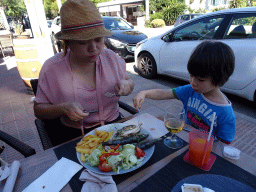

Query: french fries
(75, 129), (113, 155)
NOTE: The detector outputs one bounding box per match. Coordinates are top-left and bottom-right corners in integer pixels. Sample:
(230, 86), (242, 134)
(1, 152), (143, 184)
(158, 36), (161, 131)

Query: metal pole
(145, 0), (149, 21)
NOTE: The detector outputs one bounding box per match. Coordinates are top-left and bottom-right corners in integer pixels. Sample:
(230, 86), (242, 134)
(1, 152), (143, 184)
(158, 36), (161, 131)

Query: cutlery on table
(104, 92), (117, 98)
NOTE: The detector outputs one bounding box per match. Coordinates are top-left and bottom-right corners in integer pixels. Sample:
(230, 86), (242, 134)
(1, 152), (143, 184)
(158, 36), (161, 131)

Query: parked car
(50, 16), (147, 59)
(135, 7), (256, 102)
(47, 20), (53, 28)
(103, 16), (147, 59)
(174, 13), (203, 27)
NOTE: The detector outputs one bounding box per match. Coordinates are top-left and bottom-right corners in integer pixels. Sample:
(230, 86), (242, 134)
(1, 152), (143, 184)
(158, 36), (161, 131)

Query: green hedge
(150, 12), (164, 22)
(151, 19), (166, 28)
(163, 3), (186, 25)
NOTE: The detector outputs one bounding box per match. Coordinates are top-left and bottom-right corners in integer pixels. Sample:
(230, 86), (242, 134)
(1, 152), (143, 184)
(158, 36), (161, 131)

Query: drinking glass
(164, 104), (186, 149)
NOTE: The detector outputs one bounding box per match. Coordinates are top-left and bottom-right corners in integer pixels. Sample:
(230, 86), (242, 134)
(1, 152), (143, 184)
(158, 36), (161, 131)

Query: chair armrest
(0, 130), (36, 158)
(35, 119), (53, 150)
(118, 101), (137, 115)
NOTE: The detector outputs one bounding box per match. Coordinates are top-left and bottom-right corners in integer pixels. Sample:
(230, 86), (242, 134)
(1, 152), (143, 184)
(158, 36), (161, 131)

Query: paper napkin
(3, 160), (20, 192)
(79, 169), (117, 192)
(123, 113), (168, 138)
(22, 157), (82, 192)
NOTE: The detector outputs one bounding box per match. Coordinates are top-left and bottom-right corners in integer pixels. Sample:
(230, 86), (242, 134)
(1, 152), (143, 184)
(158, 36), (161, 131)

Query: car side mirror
(162, 33), (172, 42)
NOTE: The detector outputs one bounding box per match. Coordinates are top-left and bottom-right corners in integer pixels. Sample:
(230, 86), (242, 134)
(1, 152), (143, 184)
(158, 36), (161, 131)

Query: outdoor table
(10, 113), (256, 191)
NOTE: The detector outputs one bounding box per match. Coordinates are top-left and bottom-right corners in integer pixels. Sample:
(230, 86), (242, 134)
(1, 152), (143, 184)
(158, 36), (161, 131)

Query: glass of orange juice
(188, 129), (214, 167)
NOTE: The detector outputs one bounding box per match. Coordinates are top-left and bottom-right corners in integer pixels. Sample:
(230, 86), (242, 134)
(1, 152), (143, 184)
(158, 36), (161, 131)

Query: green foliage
(163, 3), (186, 25)
(91, 0), (111, 6)
(151, 19), (165, 28)
(149, 0), (183, 12)
(211, 7), (227, 12)
(140, 5), (145, 12)
(0, 0), (26, 17)
(194, 8), (207, 13)
(150, 12), (163, 22)
(229, 0), (247, 8)
(188, 7), (207, 13)
(232, 17), (256, 25)
(145, 20), (151, 28)
(44, 0), (59, 19)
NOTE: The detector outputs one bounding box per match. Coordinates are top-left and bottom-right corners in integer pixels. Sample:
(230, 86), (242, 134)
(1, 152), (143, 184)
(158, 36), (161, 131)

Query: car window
(103, 18), (132, 30)
(172, 16), (225, 41)
(182, 15), (190, 21)
(224, 13), (256, 39)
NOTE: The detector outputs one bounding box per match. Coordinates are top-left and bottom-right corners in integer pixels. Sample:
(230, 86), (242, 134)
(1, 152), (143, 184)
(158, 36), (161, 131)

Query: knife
(83, 110), (98, 113)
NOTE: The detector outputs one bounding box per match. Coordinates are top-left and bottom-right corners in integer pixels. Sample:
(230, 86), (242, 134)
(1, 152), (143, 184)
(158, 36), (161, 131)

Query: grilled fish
(102, 133), (149, 145)
(136, 138), (163, 150)
(113, 124), (142, 139)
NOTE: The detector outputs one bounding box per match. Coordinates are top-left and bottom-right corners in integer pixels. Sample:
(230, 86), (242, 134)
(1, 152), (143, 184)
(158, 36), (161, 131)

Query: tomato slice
(99, 152), (119, 162)
(99, 153), (111, 162)
(98, 161), (112, 172)
(135, 147), (145, 158)
(110, 144), (120, 150)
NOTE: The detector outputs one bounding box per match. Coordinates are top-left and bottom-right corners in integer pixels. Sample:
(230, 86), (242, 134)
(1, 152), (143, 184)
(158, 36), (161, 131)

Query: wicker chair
(0, 33), (14, 57)
(0, 130), (36, 158)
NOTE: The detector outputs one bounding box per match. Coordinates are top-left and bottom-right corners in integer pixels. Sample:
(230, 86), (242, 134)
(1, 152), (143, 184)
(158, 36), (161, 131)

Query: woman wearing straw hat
(34, 0), (134, 146)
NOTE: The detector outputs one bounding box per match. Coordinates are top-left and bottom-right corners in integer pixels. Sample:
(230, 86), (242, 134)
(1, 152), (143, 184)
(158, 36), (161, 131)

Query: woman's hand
(133, 91), (146, 110)
(60, 102), (89, 122)
(115, 74), (134, 96)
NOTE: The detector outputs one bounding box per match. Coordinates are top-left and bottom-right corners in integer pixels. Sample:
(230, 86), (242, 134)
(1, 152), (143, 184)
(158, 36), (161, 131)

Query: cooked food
(113, 124), (142, 139)
(136, 138), (163, 150)
(75, 129), (113, 156)
(101, 133), (149, 145)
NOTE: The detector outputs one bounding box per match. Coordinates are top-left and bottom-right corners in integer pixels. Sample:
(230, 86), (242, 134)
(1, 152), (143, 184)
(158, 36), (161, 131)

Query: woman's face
(68, 37), (105, 63)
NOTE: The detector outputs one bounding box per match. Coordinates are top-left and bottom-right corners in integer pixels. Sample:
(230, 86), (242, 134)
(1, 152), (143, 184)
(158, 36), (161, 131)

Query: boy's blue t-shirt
(174, 84), (236, 144)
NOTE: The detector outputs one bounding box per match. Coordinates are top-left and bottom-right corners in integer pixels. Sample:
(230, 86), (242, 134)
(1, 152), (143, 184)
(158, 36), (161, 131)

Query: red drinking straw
(201, 112), (216, 166)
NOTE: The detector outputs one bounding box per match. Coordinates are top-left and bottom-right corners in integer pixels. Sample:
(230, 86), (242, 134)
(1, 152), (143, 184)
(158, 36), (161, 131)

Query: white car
(135, 7), (256, 102)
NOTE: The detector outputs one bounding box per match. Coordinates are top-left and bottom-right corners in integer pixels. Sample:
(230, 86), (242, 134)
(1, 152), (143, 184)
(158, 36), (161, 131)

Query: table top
(171, 174), (256, 192)
(11, 113), (256, 192)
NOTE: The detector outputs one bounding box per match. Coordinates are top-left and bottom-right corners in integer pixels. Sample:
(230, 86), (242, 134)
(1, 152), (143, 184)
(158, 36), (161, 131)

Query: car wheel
(138, 53), (157, 79)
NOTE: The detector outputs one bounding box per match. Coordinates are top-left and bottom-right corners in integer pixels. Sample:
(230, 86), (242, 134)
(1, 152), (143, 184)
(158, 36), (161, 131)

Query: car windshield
(103, 18), (132, 30)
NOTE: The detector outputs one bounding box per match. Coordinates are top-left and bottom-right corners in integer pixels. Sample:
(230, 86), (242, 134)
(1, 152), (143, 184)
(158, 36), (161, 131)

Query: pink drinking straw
(201, 112), (216, 166)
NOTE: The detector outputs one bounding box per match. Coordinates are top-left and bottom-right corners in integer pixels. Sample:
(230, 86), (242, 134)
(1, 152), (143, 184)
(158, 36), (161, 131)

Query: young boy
(133, 40), (236, 144)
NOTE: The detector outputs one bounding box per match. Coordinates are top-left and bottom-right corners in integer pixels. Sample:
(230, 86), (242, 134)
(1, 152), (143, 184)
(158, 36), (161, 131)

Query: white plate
(76, 123), (155, 175)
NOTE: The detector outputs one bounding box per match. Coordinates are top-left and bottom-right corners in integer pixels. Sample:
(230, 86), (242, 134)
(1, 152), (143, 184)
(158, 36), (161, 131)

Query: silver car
(135, 7), (256, 103)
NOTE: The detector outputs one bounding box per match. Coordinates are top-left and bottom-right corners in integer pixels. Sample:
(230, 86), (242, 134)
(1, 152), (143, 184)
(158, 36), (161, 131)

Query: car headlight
(136, 39), (148, 49)
(108, 38), (126, 48)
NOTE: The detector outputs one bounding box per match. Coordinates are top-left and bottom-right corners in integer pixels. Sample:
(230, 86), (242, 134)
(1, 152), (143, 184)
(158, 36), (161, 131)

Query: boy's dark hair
(187, 40), (235, 86)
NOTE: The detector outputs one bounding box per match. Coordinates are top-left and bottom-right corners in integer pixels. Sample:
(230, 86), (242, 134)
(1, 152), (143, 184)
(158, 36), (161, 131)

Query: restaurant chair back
(30, 79), (138, 150)
(0, 130), (36, 158)
(0, 33), (14, 57)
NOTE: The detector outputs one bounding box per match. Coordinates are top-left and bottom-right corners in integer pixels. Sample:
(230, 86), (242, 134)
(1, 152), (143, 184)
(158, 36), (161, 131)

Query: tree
(0, 0), (26, 18)
(91, 0), (111, 5)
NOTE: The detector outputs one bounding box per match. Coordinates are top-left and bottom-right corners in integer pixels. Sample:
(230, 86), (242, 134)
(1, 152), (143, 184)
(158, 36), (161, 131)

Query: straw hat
(55, 0), (113, 41)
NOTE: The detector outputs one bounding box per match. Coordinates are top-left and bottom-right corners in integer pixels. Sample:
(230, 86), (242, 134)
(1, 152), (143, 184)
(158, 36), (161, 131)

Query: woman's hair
(63, 40), (68, 56)
(187, 40), (235, 86)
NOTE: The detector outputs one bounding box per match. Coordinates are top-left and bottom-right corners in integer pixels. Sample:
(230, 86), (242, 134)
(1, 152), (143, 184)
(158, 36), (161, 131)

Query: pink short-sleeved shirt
(35, 49), (126, 128)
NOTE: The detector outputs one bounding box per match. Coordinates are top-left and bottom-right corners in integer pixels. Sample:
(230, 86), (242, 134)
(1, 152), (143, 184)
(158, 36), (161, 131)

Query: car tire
(137, 53), (157, 79)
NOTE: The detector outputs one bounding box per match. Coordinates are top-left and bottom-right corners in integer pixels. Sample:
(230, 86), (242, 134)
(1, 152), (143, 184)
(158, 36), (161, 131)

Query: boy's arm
(133, 89), (175, 109)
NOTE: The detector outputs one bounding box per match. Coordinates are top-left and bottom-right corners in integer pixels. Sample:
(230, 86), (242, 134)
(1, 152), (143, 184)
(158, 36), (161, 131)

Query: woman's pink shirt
(35, 49), (126, 128)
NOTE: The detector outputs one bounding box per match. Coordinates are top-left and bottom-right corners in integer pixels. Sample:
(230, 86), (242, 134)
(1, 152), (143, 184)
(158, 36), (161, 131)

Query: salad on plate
(76, 123), (162, 175)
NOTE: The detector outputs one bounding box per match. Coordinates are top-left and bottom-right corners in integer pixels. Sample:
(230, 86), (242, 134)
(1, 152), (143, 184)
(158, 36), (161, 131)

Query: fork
(104, 92), (117, 98)
(137, 109), (141, 126)
(83, 110), (99, 113)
